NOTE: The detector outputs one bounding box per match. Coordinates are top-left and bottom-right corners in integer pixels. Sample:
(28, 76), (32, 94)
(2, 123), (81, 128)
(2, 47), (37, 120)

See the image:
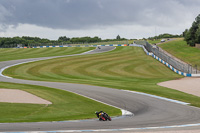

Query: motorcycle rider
(95, 111), (111, 121)
(95, 111), (103, 119)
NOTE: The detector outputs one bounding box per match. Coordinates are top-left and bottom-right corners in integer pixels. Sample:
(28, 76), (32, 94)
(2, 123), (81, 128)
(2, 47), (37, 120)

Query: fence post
(195, 65), (197, 74)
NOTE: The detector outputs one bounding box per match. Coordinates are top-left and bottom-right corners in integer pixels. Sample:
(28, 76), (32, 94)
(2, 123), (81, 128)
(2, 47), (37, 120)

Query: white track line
(57, 89), (133, 116)
(121, 90), (189, 105)
(0, 60), (38, 79)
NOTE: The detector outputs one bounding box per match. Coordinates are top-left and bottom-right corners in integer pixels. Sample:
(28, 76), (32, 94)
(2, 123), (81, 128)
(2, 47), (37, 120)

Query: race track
(0, 46), (200, 132)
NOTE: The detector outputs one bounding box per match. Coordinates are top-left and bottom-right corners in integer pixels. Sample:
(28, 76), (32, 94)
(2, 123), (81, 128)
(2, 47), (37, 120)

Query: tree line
(0, 35), (127, 48)
(183, 14), (200, 46)
(147, 33), (182, 40)
(0, 36), (55, 48)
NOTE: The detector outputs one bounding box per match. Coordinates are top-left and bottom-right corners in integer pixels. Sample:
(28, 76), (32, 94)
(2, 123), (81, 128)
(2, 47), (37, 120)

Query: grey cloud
(0, 3), (12, 31)
(0, 0), (200, 30)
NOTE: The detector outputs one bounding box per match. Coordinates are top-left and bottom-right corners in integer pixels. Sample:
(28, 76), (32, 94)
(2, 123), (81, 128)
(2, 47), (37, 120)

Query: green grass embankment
(159, 38), (200, 67)
(4, 46), (200, 108)
(0, 82), (121, 123)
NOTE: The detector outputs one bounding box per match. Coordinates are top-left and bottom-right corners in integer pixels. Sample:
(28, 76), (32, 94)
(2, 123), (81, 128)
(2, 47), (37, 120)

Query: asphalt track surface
(0, 46), (200, 132)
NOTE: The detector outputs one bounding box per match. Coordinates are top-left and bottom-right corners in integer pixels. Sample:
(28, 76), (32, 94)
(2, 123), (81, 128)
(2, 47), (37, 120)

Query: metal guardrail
(144, 42), (199, 74)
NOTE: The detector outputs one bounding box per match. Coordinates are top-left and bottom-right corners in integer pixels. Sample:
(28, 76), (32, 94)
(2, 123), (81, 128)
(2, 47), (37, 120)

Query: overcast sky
(0, 0), (200, 40)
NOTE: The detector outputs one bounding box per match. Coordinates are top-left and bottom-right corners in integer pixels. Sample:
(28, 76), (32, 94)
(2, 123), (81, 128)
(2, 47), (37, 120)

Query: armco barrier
(145, 42), (200, 74)
(132, 44), (200, 77)
(151, 53), (200, 77)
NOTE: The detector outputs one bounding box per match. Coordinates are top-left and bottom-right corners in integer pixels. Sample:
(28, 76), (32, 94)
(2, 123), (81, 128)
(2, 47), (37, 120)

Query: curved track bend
(0, 46), (200, 132)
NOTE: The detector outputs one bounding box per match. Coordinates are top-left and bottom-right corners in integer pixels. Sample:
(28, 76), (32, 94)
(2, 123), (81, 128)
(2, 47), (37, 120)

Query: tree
(184, 14), (200, 46)
(183, 29), (188, 38)
(58, 36), (70, 42)
(195, 25), (200, 43)
(116, 35), (121, 40)
(148, 33), (182, 40)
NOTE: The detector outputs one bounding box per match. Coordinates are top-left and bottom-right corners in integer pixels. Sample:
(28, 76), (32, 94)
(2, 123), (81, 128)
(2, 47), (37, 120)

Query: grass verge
(0, 82), (121, 123)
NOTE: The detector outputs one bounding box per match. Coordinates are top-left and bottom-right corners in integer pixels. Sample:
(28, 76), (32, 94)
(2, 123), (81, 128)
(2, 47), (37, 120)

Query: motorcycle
(96, 111), (111, 121)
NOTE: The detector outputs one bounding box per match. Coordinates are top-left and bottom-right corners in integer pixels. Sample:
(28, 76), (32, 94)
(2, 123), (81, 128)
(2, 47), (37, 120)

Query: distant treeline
(0, 35), (127, 48)
(147, 33), (182, 40)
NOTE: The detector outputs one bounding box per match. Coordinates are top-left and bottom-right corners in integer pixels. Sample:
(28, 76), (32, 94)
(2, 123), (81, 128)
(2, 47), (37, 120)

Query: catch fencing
(144, 42), (199, 74)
